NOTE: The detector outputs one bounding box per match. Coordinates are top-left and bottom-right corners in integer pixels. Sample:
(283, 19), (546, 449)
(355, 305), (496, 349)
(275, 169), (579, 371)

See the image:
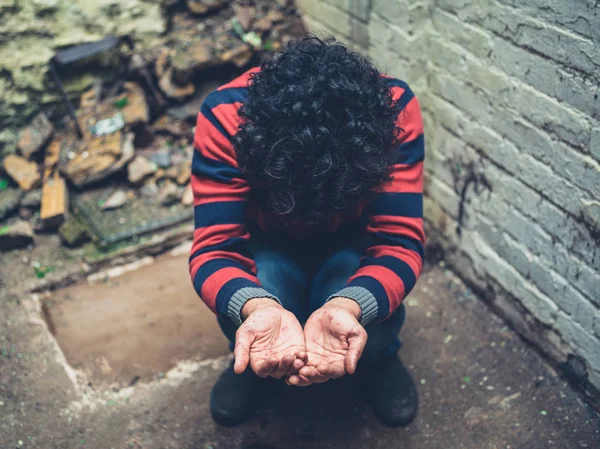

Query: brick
(430, 82), (594, 216)
(326, 0), (371, 22)
(488, 35), (600, 119)
(372, 0), (430, 37)
(496, 0), (600, 44)
(297, 0), (351, 36)
(431, 12), (592, 150)
(591, 127), (600, 162)
(430, 123), (600, 277)
(437, 0), (600, 79)
(556, 312), (600, 373)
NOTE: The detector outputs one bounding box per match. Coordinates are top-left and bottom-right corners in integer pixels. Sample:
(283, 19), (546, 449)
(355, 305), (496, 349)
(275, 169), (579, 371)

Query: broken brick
(17, 113), (54, 159)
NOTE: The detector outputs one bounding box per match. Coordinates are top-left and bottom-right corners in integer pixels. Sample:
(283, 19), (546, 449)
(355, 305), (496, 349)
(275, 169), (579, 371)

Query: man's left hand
(287, 297), (367, 386)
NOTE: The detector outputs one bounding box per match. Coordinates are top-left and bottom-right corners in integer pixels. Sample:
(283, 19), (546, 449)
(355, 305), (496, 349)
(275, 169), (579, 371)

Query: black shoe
(360, 356), (419, 427)
(210, 363), (267, 426)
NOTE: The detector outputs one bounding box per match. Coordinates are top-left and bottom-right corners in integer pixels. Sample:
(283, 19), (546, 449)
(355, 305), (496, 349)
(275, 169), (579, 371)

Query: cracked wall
(0, 0), (168, 153)
(297, 0), (600, 406)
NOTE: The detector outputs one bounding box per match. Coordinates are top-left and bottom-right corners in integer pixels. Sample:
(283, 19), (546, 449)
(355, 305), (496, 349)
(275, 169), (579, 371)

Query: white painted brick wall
(296, 0), (600, 405)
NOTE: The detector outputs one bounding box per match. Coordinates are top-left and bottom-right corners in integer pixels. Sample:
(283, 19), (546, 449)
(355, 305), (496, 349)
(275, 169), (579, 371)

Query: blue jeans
(218, 233), (406, 365)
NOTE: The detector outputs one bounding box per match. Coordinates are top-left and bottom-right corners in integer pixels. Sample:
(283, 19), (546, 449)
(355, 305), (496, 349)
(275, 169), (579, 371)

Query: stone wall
(297, 0), (600, 404)
(0, 0), (167, 152)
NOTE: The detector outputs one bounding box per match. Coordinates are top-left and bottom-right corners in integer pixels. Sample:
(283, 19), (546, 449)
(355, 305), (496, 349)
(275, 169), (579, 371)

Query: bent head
(233, 36), (401, 224)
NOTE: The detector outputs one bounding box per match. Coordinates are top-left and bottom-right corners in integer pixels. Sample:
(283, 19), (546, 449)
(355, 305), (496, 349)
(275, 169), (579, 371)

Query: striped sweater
(189, 68), (425, 327)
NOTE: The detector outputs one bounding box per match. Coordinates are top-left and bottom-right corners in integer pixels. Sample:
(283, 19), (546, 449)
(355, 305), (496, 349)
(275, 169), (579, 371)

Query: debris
(181, 183), (194, 206)
(158, 180), (181, 205)
(255, 10), (285, 32)
(43, 139), (61, 179)
(64, 132), (135, 188)
(463, 376), (471, 383)
(119, 82), (150, 126)
(187, 0), (224, 15)
(58, 216), (90, 248)
(33, 262), (54, 279)
(3, 155), (41, 191)
(176, 161), (192, 185)
(19, 208), (33, 220)
(102, 189), (128, 210)
(220, 44), (254, 68)
(90, 112), (125, 137)
(139, 182), (159, 198)
(159, 67), (196, 100)
(40, 173), (68, 229)
(128, 156), (158, 185)
(0, 188), (25, 220)
(114, 97), (128, 109)
(540, 410), (548, 416)
(171, 40), (215, 84)
(153, 116), (192, 137)
(236, 5), (255, 31)
(0, 220), (34, 252)
(167, 80), (221, 122)
(147, 149), (172, 169)
(0, 178), (7, 190)
(17, 112), (54, 159)
(21, 189), (41, 209)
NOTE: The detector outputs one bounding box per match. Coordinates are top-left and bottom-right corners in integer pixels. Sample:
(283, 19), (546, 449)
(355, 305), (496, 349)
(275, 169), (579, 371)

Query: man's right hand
(234, 298), (307, 378)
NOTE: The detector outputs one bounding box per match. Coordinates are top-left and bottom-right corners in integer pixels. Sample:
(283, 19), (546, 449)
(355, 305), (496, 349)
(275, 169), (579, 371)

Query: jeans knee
(310, 248), (361, 309)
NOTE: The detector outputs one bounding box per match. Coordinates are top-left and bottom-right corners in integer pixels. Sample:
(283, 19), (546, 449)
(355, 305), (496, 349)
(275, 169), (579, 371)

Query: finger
(317, 363), (345, 379)
(299, 365), (329, 384)
(233, 328), (254, 374)
(296, 350), (308, 364)
(287, 374), (312, 387)
(253, 357), (278, 378)
(345, 331), (368, 375)
(272, 354), (294, 378)
(292, 357), (306, 372)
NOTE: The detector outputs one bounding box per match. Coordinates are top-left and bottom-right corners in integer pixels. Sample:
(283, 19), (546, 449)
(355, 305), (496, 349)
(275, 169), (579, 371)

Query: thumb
(233, 326), (255, 374)
(345, 329), (367, 375)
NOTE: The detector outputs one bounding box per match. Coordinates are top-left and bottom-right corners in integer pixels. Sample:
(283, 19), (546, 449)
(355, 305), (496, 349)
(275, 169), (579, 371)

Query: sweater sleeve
(189, 89), (279, 326)
(328, 79), (426, 326)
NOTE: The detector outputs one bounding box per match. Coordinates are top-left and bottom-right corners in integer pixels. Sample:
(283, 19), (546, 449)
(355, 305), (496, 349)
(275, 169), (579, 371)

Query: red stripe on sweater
(201, 267), (260, 311)
(367, 245), (423, 278)
(349, 266), (404, 315)
(218, 68), (258, 90)
(212, 101), (244, 139)
(397, 96), (423, 143)
(191, 223), (249, 253)
(191, 176), (247, 205)
(193, 112), (237, 166)
(383, 162), (423, 193)
(368, 216), (425, 243)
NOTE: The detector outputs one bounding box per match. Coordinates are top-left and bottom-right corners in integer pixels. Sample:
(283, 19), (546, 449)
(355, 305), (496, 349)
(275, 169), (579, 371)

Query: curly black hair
(233, 36), (402, 224)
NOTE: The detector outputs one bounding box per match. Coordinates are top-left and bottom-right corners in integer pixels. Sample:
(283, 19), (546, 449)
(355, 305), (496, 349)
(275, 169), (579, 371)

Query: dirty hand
(287, 298), (367, 386)
(234, 297), (307, 378)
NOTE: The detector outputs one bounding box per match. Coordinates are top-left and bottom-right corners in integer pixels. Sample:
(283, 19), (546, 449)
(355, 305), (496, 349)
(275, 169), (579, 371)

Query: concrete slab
(44, 254), (229, 388)
(1, 248), (599, 448)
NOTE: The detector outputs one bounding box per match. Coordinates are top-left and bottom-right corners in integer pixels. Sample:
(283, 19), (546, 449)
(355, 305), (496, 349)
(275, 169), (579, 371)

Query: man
(189, 37), (425, 427)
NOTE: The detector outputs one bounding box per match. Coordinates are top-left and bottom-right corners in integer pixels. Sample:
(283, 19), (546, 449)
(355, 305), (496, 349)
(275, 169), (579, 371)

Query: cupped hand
(234, 298), (307, 378)
(287, 298), (367, 386)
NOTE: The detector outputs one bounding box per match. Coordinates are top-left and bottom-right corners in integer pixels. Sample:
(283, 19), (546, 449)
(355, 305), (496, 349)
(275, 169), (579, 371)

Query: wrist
(325, 297), (362, 320)
(241, 297), (282, 320)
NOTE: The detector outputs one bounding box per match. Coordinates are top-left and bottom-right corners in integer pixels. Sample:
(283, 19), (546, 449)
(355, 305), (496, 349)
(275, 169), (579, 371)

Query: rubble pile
(0, 0), (304, 252)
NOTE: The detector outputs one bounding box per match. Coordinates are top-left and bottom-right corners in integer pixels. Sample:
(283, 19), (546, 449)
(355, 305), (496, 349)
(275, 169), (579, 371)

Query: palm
(235, 305), (306, 378)
(247, 308), (305, 360)
(294, 305), (367, 384)
(304, 310), (355, 372)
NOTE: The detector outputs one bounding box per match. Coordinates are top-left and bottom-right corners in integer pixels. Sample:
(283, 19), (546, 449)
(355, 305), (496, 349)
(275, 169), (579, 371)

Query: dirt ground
(1, 236), (599, 449)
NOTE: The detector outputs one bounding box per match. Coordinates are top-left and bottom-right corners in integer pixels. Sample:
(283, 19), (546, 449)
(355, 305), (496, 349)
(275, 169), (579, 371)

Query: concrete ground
(1, 235), (599, 449)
